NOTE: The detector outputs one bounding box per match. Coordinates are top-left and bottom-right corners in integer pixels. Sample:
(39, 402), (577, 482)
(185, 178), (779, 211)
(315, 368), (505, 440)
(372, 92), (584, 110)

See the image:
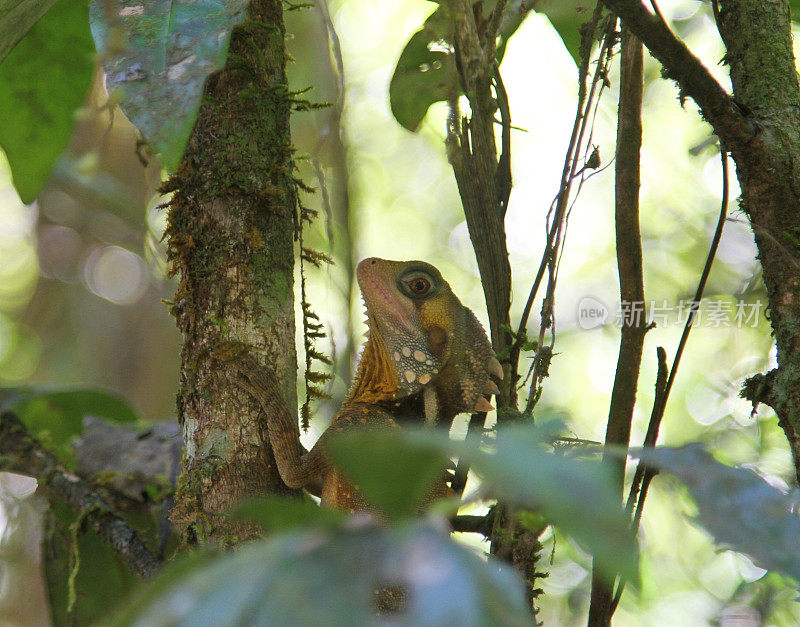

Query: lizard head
(354, 257), (502, 414)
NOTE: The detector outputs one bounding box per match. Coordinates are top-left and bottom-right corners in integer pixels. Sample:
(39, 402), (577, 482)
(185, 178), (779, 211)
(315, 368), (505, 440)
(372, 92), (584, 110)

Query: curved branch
(0, 412), (161, 578)
(598, 0), (753, 145)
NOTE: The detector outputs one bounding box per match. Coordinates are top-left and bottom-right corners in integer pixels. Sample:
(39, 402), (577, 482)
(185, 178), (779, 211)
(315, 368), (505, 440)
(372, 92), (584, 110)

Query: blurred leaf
(535, 1), (597, 64)
(232, 496), (346, 532)
(0, 0), (94, 203)
(89, 0), (249, 171)
(45, 499), (139, 626)
(330, 423), (636, 582)
(6, 387), (140, 467)
(633, 444), (800, 582)
(327, 428), (450, 520)
(114, 523), (530, 627)
(0, 0), (60, 62)
(389, 0), (534, 132)
(458, 425), (638, 582)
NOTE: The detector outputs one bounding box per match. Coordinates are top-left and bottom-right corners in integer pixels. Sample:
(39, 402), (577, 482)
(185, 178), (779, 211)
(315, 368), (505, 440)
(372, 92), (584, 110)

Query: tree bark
(163, 0), (299, 544)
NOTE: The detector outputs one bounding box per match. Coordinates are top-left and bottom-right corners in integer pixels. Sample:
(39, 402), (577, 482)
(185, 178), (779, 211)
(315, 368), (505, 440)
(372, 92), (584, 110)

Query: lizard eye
(399, 271), (435, 298)
(409, 277), (430, 295)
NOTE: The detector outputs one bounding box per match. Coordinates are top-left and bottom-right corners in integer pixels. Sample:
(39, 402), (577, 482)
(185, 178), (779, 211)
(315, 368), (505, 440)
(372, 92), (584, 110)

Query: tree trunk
(163, 0), (299, 544)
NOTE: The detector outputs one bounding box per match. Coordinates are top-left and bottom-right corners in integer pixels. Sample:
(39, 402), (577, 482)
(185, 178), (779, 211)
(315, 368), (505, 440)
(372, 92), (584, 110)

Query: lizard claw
(482, 380), (501, 396)
(488, 356), (504, 380)
(473, 396), (494, 413)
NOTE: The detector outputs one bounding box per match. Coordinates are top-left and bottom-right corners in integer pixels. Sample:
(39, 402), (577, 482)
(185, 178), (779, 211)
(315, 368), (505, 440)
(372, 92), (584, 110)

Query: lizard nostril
(370, 259), (376, 265)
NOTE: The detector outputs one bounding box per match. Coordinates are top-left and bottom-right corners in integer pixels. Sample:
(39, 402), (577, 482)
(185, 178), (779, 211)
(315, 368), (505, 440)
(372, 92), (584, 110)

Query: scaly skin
(228, 257), (502, 512)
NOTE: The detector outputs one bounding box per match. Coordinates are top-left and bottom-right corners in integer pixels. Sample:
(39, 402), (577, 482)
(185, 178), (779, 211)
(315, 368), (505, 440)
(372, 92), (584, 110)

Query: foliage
(90, 0), (250, 171)
(112, 521), (530, 627)
(2, 387), (140, 468)
(0, 0), (93, 203)
(331, 424), (638, 582)
(633, 445), (800, 583)
(389, 0), (597, 131)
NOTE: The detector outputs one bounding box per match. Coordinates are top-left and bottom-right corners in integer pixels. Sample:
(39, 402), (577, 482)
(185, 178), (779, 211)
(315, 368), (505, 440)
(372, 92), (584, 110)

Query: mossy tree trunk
(163, 0), (299, 544)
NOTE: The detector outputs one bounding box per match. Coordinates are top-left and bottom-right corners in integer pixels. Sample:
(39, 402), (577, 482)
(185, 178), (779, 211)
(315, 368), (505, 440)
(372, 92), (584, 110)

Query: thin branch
(510, 7), (613, 390)
(598, 0), (752, 144)
(610, 148), (731, 612)
(451, 513), (492, 535)
(588, 26), (646, 626)
(0, 412), (161, 578)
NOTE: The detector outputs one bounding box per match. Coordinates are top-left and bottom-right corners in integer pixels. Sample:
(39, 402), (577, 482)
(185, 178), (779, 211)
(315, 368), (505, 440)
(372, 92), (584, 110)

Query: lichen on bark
(161, 0), (300, 544)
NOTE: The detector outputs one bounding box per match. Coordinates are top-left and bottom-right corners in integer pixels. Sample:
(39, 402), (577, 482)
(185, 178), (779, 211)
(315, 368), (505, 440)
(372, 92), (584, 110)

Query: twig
(451, 513), (493, 535)
(0, 412), (161, 578)
(510, 6), (613, 395)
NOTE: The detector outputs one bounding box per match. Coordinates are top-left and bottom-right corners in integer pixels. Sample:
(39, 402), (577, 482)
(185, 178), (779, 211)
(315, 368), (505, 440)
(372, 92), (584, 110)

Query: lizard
(225, 257), (502, 512)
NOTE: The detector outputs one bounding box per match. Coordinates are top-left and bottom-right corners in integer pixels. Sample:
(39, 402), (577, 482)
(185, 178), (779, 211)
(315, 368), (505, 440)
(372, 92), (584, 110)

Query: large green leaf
(327, 428), (451, 520)
(634, 445), (800, 582)
(114, 523), (529, 627)
(90, 0), (249, 171)
(5, 387), (140, 467)
(329, 423), (637, 582)
(0, 0), (94, 203)
(0, 0), (60, 62)
(464, 425), (637, 582)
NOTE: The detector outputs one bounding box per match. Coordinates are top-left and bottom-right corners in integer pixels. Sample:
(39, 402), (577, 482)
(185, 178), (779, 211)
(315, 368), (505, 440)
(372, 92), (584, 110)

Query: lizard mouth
(357, 259), (417, 338)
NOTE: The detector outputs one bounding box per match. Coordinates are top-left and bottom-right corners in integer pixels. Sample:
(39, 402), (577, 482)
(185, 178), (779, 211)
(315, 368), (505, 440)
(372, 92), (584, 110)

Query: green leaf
(327, 428), (450, 520)
(232, 496), (346, 532)
(45, 499), (140, 626)
(389, 1), (534, 132)
(347, 424), (638, 582)
(534, 1), (598, 64)
(89, 0), (249, 171)
(389, 7), (456, 132)
(114, 523), (530, 627)
(7, 387), (140, 467)
(633, 444), (800, 582)
(0, 0), (60, 62)
(459, 425), (638, 582)
(0, 0), (94, 203)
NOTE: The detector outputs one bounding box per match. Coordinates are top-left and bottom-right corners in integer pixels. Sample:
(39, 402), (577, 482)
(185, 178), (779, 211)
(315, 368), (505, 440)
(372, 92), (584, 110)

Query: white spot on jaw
(402, 347), (411, 357)
(413, 350), (426, 362)
(425, 359), (433, 365)
(393, 351), (401, 362)
(120, 6), (144, 16)
(404, 370), (415, 383)
(418, 373), (431, 385)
